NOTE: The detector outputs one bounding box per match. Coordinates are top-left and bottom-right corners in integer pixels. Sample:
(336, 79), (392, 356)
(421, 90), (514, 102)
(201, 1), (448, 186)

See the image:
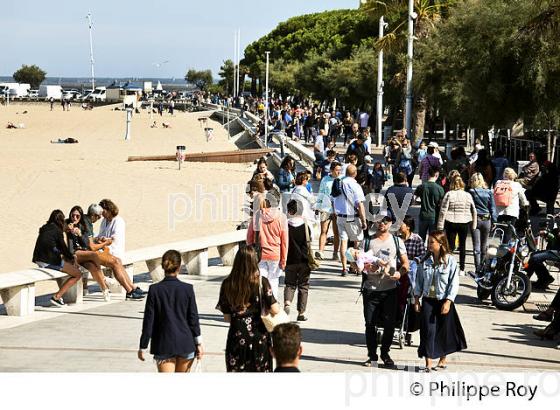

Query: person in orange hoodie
(246, 193), (289, 298)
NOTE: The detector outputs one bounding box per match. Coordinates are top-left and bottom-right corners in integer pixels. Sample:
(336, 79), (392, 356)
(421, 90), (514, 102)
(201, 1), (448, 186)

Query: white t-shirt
(496, 180), (528, 218)
(366, 234), (407, 291)
(359, 112), (369, 128)
(290, 185), (316, 222)
(98, 216), (126, 258)
(332, 177), (365, 217)
(314, 133), (325, 153)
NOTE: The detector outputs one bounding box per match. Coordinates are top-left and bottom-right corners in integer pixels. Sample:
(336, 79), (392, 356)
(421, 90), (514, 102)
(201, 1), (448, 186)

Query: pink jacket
(247, 208), (288, 268)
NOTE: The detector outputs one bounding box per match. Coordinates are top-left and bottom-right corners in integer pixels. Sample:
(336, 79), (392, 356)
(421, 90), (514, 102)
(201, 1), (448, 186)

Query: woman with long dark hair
(139, 250), (203, 372)
(32, 210), (82, 307)
(66, 205), (111, 301)
(414, 231), (467, 372)
(216, 246), (280, 372)
(277, 156), (296, 193)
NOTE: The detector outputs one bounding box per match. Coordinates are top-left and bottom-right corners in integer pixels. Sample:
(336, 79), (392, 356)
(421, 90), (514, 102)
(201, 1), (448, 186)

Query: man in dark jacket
(346, 135), (368, 169)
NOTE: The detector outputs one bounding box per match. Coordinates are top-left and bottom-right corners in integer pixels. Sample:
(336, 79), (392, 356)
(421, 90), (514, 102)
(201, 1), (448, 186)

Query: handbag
(304, 222), (320, 271)
(193, 358), (202, 373)
(259, 276), (289, 332)
(253, 212), (262, 262)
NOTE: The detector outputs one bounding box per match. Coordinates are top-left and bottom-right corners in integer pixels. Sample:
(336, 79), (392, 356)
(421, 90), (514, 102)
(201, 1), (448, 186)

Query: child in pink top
(345, 248), (388, 274)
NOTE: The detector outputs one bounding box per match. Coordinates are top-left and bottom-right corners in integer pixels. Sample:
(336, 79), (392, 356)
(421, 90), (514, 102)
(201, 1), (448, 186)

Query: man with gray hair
(332, 164), (367, 276)
(83, 203), (103, 240)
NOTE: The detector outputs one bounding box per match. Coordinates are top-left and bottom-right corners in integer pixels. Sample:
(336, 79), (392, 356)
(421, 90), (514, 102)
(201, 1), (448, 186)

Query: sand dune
(0, 103), (253, 273)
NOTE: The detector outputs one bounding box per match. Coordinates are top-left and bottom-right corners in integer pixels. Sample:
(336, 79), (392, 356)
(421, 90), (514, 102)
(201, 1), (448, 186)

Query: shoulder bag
(253, 212), (262, 262)
(305, 223), (320, 271)
(259, 276), (289, 332)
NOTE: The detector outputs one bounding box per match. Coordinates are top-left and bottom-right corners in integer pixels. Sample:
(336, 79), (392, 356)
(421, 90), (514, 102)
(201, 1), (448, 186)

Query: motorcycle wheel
(491, 272), (532, 311)
(477, 285), (491, 301)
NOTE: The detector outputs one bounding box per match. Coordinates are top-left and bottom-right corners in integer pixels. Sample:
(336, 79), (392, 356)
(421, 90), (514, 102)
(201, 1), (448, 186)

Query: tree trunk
(251, 75), (257, 96)
(258, 77), (263, 97)
(413, 95), (427, 146)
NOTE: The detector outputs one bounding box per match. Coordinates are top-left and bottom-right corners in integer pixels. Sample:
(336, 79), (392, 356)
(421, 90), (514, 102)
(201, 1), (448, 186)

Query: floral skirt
(225, 312), (272, 372)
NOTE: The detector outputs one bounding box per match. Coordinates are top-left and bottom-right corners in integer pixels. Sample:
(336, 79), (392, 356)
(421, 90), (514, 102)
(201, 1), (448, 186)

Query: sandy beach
(0, 103), (253, 273)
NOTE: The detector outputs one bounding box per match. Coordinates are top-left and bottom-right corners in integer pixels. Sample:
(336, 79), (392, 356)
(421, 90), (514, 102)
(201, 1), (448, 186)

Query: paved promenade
(1, 144), (558, 372)
(0, 239), (558, 372)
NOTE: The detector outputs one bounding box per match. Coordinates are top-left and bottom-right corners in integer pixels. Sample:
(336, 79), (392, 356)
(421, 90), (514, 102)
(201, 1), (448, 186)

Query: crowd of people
(31, 107), (560, 371)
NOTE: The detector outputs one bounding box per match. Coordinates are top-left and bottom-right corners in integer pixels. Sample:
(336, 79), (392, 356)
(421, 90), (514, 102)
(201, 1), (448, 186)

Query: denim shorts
(36, 261), (65, 271)
(154, 352), (195, 364)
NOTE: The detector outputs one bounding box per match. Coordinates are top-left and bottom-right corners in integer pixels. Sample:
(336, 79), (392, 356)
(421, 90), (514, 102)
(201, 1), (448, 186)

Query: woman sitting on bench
(66, 205), (111, 301)
(32, 210), (82, 307)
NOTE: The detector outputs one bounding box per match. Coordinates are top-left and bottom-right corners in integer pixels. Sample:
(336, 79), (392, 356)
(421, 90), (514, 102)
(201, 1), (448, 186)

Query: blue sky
(2, 0), (358, 78)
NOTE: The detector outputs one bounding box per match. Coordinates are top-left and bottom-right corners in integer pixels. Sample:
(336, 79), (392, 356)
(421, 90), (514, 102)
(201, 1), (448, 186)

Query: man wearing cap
(362, 214), (409, 368)
(332, 164), (367, 276)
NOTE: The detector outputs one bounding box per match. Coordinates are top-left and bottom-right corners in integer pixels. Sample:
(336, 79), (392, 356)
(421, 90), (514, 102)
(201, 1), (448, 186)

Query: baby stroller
(375, 271), (420, 349)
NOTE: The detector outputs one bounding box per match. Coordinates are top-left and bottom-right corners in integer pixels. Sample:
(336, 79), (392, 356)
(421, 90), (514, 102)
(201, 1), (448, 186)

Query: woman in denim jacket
(277, 156), (296, 193)
(414, 231), (467, 372)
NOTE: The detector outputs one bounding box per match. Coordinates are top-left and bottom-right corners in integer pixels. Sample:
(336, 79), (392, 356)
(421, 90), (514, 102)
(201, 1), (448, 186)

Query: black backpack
(331, 177), (343, 197)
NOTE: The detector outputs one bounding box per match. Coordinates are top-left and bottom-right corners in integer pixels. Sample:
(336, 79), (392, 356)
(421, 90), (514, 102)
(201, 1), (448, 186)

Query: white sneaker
(102, 289), (111, 302)
(460, 270), (466, 276)
(105, 277), (117, 286)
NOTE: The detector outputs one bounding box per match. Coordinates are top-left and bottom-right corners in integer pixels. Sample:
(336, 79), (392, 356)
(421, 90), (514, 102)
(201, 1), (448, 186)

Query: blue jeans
(526, 250), (559, 283)
(418, 218), (436, 241)
(471, 218), (492, 268)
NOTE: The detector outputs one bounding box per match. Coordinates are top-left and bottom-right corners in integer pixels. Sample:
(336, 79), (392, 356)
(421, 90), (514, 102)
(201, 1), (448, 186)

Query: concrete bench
(110, 230), (247, 285)
(0, 268), (83, 316)
(1, 230), (247, 317)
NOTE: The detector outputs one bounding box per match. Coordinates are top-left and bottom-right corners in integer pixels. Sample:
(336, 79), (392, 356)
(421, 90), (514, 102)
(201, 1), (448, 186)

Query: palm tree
(360, 0), (456, 143)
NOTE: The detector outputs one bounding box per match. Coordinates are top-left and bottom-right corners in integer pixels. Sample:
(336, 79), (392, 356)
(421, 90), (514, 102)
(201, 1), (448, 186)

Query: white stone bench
(0, 268), (83, 316)
(118, 230), (247, 284)
(1, 230), (248, 317)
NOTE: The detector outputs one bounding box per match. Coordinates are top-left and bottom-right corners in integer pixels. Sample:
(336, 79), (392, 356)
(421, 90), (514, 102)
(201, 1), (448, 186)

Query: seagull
(152, 60), (169, 68)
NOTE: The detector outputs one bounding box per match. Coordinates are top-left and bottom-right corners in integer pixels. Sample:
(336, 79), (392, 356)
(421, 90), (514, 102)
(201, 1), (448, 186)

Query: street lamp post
(377, 16), (387, 147)
(405, 0), (415, 141)
(233, 31), (237, 99)
(265, 51), (270, 148)
(86, 12), (95, 91)
(236, 29), (241, 97)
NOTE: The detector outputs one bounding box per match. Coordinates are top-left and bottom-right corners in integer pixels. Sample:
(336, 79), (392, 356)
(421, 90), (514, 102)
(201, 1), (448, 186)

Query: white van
(87, 86), (107, 102)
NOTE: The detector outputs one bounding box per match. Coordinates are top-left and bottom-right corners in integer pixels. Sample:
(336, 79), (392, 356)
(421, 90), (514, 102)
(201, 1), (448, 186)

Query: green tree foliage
(218, 59), (234, 94)
(415, 0), (560, 128)
(242, 9), (377, 102)
(13, 64), (46, 88)
(324, 44), (378, 108)
(185, 69), (213, 91)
